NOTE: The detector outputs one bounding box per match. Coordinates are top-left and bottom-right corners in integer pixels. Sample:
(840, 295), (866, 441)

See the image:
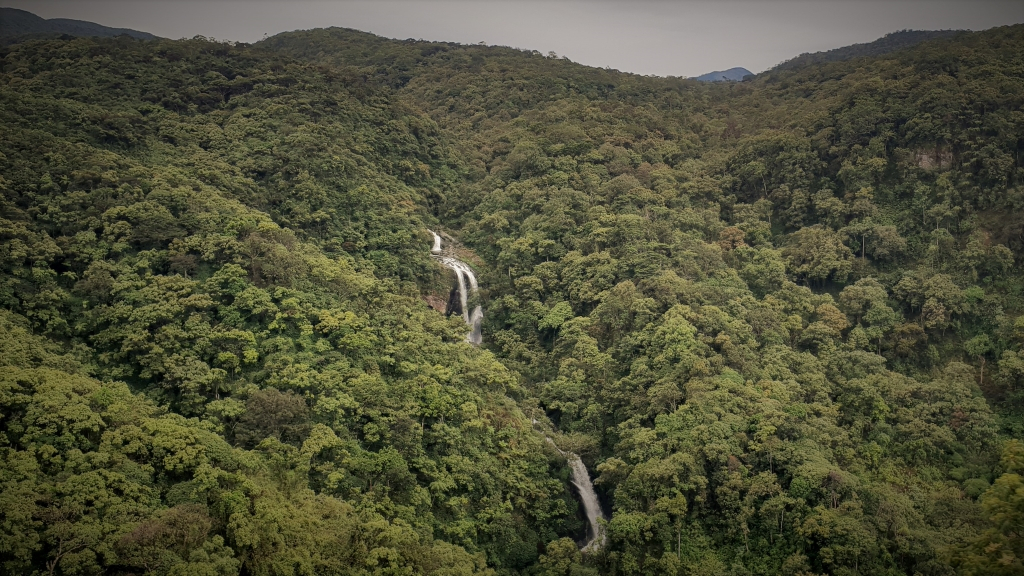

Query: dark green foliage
(771, 29), (963, 73)
(233, 388), (312, 448)
(2, 23), (1024, 576)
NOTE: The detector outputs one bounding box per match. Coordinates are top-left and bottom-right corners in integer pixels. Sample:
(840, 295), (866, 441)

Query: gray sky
(6, 1), (1024, 76)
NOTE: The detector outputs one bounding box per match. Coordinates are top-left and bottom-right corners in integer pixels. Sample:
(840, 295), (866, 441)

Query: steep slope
(0, 34), (581, 575)
(1, 20), (1023, 576)
(264, 23), (1024, 575)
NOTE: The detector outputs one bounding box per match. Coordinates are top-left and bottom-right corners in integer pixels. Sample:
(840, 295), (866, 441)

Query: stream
(429, 230), (606, 550)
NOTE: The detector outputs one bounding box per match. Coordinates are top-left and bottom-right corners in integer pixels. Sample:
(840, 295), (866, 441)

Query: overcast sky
(6, 1), (1024, 77)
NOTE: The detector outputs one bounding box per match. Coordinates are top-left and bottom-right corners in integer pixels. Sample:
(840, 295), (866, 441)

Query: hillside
(1, 21), (1023, 576)
(771, 29), (963, 72)
(0, 7), (156, 43)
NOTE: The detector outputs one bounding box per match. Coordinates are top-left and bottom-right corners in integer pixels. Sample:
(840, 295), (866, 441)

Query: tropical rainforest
(1, 20), (1023, 576)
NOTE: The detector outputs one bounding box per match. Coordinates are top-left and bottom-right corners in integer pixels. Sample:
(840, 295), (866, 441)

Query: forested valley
(1, 22), (1023, 576)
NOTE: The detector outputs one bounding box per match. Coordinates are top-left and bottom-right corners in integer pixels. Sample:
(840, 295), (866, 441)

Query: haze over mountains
(693, 67), (754, 82)
(0, 7), (973, 79)
(0, 7), (156, 43)
(693, 30), (966, 80)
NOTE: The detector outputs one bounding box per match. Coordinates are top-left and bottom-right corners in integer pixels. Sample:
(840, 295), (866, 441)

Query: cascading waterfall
(429, 230), (483, 345)
(545, 437), (607, 551)
(429, 230), (605, 550)
(568, 456), (607, 552)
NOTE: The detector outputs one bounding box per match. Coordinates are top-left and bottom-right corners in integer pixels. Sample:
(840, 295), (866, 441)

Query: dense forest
(770, 29), (962, 72)
(1, 20), (1022, 576)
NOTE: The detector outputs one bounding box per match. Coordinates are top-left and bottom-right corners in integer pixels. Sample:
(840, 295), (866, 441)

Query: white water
(428, 229), (442, 253)
(431, 231), (604, 549)
(567, 453), (607, 551)
(545, 438), (607, 551)
(430, 231), (483, 345)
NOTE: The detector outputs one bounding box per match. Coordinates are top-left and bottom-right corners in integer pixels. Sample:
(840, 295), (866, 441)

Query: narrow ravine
(430, 230), (606, 551)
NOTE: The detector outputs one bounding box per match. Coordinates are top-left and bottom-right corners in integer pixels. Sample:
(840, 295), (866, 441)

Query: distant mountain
(693, 67), (753, 82)
(0, 7), (156, 43)
(771, 29), (962, 71)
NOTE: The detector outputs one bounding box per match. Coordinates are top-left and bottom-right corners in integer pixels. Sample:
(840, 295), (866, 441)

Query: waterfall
(429, 231), (483, 345)
(430, 231), (605, 550)
(444, 257), (471, 323)
(467, 306), (483, 346)
(545, 438), (607, 551)
(429, 229), (442, 254)
(567, 453), (607, 551)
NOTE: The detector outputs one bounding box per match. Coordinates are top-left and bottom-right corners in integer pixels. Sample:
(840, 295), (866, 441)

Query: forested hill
(1, 21), (1023, 576)
(0, 7), (157, 43)
(770, 29), (963, 72)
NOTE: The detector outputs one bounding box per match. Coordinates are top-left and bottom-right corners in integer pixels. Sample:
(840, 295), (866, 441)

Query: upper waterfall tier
(429, 231), (483, 345)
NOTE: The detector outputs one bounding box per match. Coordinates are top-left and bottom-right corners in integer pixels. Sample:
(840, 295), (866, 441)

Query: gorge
(433, 230), (607, 551)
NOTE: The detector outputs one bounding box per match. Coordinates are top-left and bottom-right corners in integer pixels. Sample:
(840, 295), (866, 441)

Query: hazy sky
(6, 1), (1024, 77)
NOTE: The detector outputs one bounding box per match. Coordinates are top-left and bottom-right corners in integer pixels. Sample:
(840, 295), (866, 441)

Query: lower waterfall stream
(429, 230), (606, 550)
(546, 438), (608, 551)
